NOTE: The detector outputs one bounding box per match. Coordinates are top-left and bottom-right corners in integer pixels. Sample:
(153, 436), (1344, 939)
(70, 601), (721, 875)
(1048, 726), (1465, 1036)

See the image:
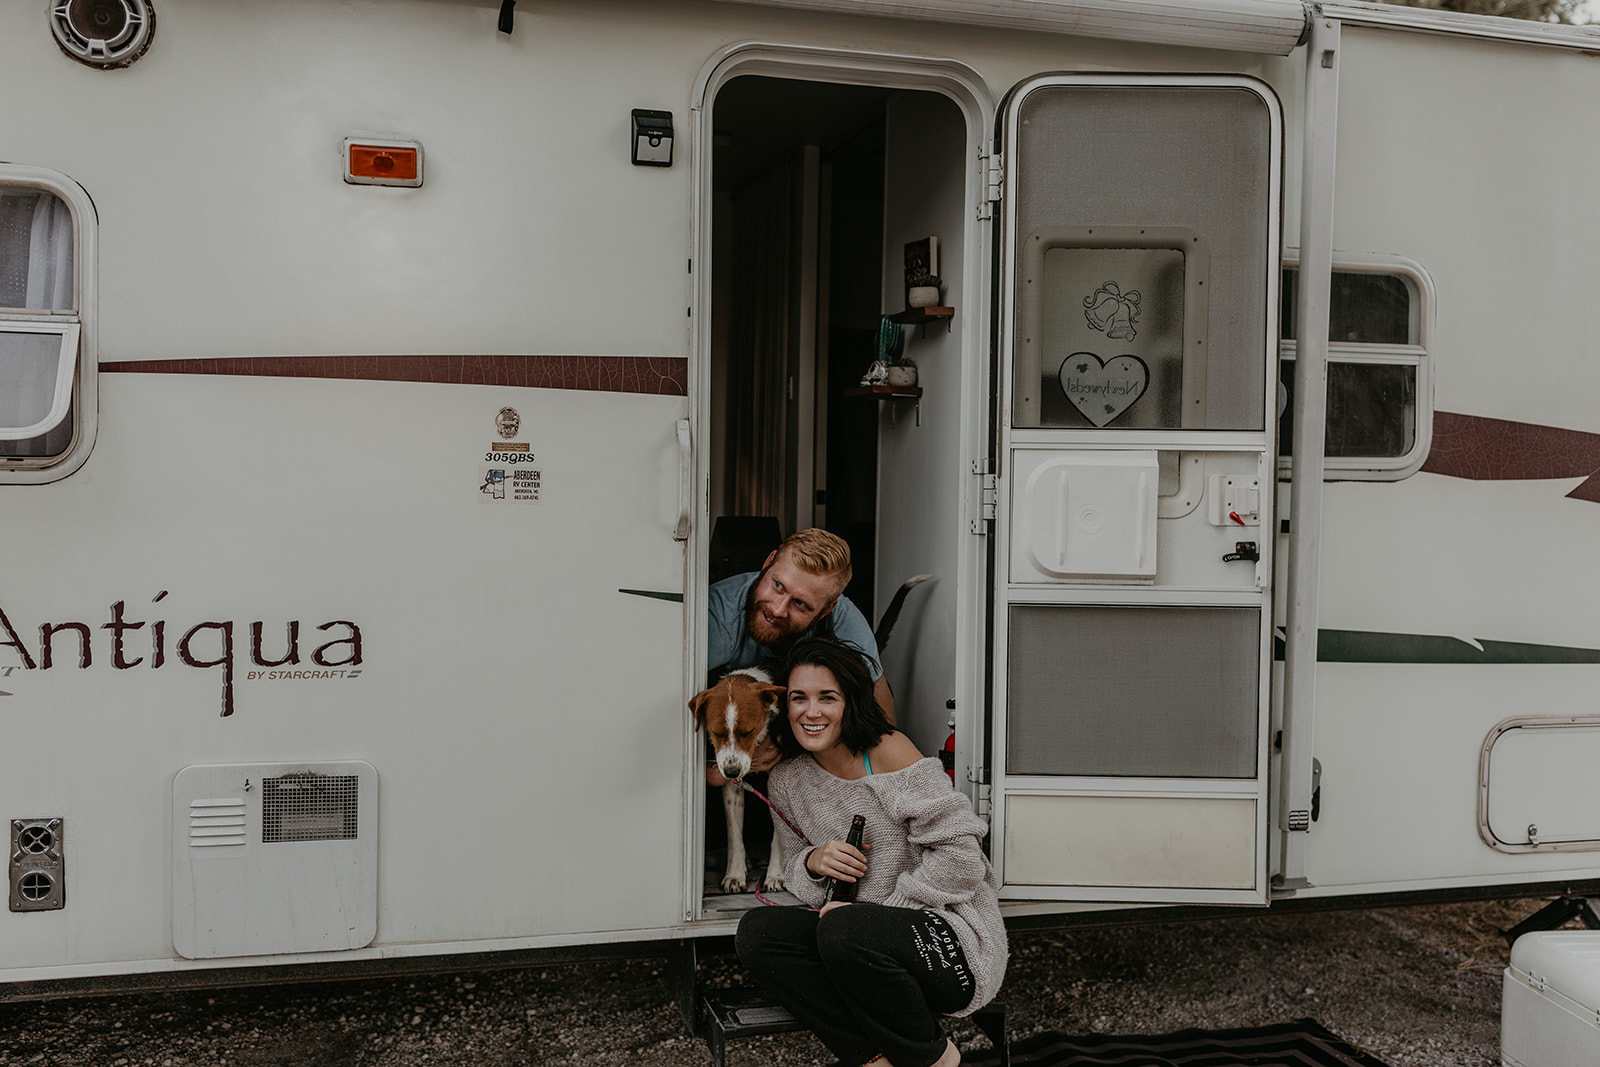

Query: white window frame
(1278, 251), (1433, 480)
(0, 165), (97, 482)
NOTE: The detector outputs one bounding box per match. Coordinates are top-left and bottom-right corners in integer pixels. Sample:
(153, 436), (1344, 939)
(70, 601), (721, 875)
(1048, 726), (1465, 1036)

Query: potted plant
(886, 356), (917, 387)
(907, 271), (943, 309)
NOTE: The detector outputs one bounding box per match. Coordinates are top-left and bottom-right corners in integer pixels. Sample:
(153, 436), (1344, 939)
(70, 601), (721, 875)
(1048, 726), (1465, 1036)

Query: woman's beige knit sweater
(769, 754), (1008, 1015)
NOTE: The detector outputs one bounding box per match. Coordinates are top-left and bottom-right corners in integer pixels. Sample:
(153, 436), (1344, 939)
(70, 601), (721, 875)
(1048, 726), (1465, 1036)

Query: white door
(989, 74), (1283, 905)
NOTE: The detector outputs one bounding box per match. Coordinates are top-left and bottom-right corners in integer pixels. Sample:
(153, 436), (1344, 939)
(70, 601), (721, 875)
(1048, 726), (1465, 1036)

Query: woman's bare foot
(931, 1037), (961, 1067)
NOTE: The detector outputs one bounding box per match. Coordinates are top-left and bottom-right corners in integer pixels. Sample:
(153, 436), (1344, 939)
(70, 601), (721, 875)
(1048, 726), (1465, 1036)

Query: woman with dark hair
(737, 638), (1006, 1067)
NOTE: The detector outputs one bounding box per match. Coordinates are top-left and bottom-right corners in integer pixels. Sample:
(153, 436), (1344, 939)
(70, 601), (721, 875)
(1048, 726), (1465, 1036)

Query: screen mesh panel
(262, 773), (359, 843)
(1013, 86), (1272, 431)
(1006, 605), (1259, 777)
(0, 332), (63, 429)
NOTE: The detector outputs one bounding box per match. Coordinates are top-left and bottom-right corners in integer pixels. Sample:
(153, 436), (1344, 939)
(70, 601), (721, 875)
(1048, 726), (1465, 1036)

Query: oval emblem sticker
(496, 407), (521, 439)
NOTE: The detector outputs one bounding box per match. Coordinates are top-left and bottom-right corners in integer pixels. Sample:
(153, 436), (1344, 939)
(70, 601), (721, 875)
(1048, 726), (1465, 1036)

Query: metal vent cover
(9, 817), (65, 912)
(50, 0), (156, 69)
(262, 773), (359, 843)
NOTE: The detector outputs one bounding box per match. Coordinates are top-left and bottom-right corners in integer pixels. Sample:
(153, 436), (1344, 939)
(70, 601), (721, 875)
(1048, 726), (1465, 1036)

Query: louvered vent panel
(188, 798), (247, 847)
(262, 773), (359, 843)
(173, 761), (378, 959)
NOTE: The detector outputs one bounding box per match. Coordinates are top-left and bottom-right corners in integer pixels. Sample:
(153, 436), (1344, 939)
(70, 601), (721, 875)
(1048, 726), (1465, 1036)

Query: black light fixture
(631, 109), (674, 167)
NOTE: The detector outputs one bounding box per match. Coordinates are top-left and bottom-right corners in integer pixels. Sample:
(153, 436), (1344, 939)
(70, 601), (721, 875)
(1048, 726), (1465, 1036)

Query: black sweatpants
(736, 903), (976, 1067)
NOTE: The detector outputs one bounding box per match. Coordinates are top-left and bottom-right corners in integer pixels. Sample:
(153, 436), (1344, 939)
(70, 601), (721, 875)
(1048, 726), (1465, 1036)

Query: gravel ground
(0, 897), (1567, 1067)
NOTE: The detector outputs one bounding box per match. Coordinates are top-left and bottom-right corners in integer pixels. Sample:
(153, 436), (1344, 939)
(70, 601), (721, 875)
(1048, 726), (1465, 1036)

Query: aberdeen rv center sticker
(480, 406), (542, 504)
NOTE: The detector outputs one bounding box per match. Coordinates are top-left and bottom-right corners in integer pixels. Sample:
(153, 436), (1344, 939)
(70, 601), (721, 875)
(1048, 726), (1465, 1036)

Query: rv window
(0, 177), (89, 472)
(1277, 263), (1430, 478)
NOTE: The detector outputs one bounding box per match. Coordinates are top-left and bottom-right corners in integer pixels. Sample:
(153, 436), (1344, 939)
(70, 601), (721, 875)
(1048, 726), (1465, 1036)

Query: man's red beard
(745, 574), (799, 651)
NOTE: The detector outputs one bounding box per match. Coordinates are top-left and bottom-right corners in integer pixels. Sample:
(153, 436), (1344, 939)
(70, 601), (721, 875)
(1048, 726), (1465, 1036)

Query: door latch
(1222, 541), (1259, 563)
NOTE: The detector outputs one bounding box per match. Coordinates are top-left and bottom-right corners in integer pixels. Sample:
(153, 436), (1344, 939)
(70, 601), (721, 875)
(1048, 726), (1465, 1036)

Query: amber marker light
(343, 139), (424, 187)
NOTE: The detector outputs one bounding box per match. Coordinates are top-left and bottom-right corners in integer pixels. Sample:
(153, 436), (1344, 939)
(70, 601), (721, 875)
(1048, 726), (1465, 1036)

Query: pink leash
(736, 778), (817, 909)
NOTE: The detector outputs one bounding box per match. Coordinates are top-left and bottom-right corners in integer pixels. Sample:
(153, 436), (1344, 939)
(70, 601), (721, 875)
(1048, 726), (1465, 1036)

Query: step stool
(700, 988), (1008, 1067)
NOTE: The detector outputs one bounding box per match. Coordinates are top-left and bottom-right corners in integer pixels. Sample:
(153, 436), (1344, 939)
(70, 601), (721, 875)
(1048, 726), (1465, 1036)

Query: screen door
(990, 74), (1282, 905)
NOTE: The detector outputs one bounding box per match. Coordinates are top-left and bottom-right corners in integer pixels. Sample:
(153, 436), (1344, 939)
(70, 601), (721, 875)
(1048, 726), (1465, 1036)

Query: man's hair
(774, 528), (852, 600)
(772, 638), (891, 758)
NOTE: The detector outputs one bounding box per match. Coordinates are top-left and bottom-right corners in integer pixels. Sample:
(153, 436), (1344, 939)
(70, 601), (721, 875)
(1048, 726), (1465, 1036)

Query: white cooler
(1503, 931), (1600, 1067)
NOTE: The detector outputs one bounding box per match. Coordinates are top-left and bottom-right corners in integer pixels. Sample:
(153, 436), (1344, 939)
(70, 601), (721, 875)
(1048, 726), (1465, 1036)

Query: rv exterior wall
(1285, 26), (1600, 895)
(1, 0), (1598, 991)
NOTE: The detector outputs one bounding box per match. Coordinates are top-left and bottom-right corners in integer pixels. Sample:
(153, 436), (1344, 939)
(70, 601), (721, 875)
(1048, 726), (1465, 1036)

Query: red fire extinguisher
(940, 700), (956, 782)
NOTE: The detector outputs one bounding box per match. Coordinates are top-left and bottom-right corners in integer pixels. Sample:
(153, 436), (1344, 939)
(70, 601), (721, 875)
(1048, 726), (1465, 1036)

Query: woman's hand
(805, 839), (869, 882)
(748, 737), (781, 775)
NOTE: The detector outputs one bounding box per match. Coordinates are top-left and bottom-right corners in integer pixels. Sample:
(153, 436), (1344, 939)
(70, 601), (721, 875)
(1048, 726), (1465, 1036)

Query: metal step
(699, 988), (1008, 1067)
(701, 988), (804, 1067)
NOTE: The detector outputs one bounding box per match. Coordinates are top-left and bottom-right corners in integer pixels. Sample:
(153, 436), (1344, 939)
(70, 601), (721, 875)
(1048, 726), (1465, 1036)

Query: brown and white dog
(689, 666), (787, 893)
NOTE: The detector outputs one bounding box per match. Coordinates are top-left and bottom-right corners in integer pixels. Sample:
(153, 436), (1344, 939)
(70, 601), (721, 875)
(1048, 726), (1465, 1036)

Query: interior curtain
(727, 164), (792, 521)
(0, 190), (74, 310)
(0, 190), (77, 454)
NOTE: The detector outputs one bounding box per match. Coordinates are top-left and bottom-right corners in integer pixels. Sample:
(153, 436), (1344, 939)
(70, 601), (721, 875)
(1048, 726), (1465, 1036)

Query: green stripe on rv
(1304, 630), (1600, 664)
(619, 589), (684, 603)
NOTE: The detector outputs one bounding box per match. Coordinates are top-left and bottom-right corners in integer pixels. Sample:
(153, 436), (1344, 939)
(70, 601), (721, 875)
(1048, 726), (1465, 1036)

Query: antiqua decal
(0, 593), (363, 718)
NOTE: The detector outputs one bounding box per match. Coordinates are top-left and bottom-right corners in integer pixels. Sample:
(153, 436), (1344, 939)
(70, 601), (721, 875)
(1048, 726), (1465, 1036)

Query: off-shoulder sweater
(769, 754), (1007, 1016)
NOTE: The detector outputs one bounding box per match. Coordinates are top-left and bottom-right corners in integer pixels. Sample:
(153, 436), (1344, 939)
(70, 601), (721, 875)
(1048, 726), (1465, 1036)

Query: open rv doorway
(707, 76), (888, 608)
(698, 71), (976, 918)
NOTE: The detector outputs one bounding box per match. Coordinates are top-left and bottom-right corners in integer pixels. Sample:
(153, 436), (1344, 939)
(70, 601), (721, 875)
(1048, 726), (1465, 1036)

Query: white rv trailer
(3, 0), (1600, 997)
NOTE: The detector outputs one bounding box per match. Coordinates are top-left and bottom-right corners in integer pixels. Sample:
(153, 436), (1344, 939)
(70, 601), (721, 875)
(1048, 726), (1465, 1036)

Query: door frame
(684, 43), (997, 922)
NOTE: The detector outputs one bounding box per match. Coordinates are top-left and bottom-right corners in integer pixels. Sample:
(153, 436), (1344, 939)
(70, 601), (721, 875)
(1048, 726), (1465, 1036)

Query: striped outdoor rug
(965, 1019), (1391, 1067)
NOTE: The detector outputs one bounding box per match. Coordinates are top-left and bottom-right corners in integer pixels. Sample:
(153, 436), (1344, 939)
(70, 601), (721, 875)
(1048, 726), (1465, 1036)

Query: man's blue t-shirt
(707, 571), (882, 680)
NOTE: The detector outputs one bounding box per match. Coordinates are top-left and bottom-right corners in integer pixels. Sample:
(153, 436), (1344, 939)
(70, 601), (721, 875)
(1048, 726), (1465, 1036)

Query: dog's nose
(721, 763), (744, 781)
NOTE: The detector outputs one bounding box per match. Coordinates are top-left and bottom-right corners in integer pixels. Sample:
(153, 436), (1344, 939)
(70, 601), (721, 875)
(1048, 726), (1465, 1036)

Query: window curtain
(0, 190), (74, 310)
(727, 164), (792, 521)
(0, 190), (77, 455)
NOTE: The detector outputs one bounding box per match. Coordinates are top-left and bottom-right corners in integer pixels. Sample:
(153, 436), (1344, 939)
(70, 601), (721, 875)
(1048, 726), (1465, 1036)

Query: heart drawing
(1058, 352), (1149, 427)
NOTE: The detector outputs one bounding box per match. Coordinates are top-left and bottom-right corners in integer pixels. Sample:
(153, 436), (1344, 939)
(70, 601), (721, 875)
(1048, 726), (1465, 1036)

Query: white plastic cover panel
(1004, 794), (1255, 888)
(172, 761), (377, 959)
(1009, 449), (1157, 582)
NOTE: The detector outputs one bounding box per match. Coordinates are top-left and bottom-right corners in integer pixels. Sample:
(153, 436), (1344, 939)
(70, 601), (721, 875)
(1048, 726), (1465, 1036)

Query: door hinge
(977, 152), (1004, 221)
(971, 460), (997, 533)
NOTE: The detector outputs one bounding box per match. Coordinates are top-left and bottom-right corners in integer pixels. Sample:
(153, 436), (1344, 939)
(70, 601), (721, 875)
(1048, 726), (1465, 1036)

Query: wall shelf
(889, 306), (954, 333)
(844, 385), (923, 400)
(845, 384), (923, 426)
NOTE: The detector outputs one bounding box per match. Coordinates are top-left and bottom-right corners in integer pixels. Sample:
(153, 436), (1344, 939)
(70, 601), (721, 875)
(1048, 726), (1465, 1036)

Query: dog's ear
(757, 682), (787, 717)
(688, 689), (711, 732)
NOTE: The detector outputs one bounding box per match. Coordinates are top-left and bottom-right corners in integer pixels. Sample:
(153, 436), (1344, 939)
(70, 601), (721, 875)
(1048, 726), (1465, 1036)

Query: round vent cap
(51, 0), (155, 69)
(17, 825), (54, 854)
(18, 871), (55, 902)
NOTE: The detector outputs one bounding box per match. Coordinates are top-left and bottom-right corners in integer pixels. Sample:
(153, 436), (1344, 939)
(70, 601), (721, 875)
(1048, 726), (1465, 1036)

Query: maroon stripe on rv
(1423, 411), (1600, 501)
(100, 354), (688, 397)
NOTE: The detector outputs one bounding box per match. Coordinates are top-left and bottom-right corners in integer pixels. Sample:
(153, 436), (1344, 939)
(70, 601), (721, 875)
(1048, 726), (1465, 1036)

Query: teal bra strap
(863, 749), (873, 776)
